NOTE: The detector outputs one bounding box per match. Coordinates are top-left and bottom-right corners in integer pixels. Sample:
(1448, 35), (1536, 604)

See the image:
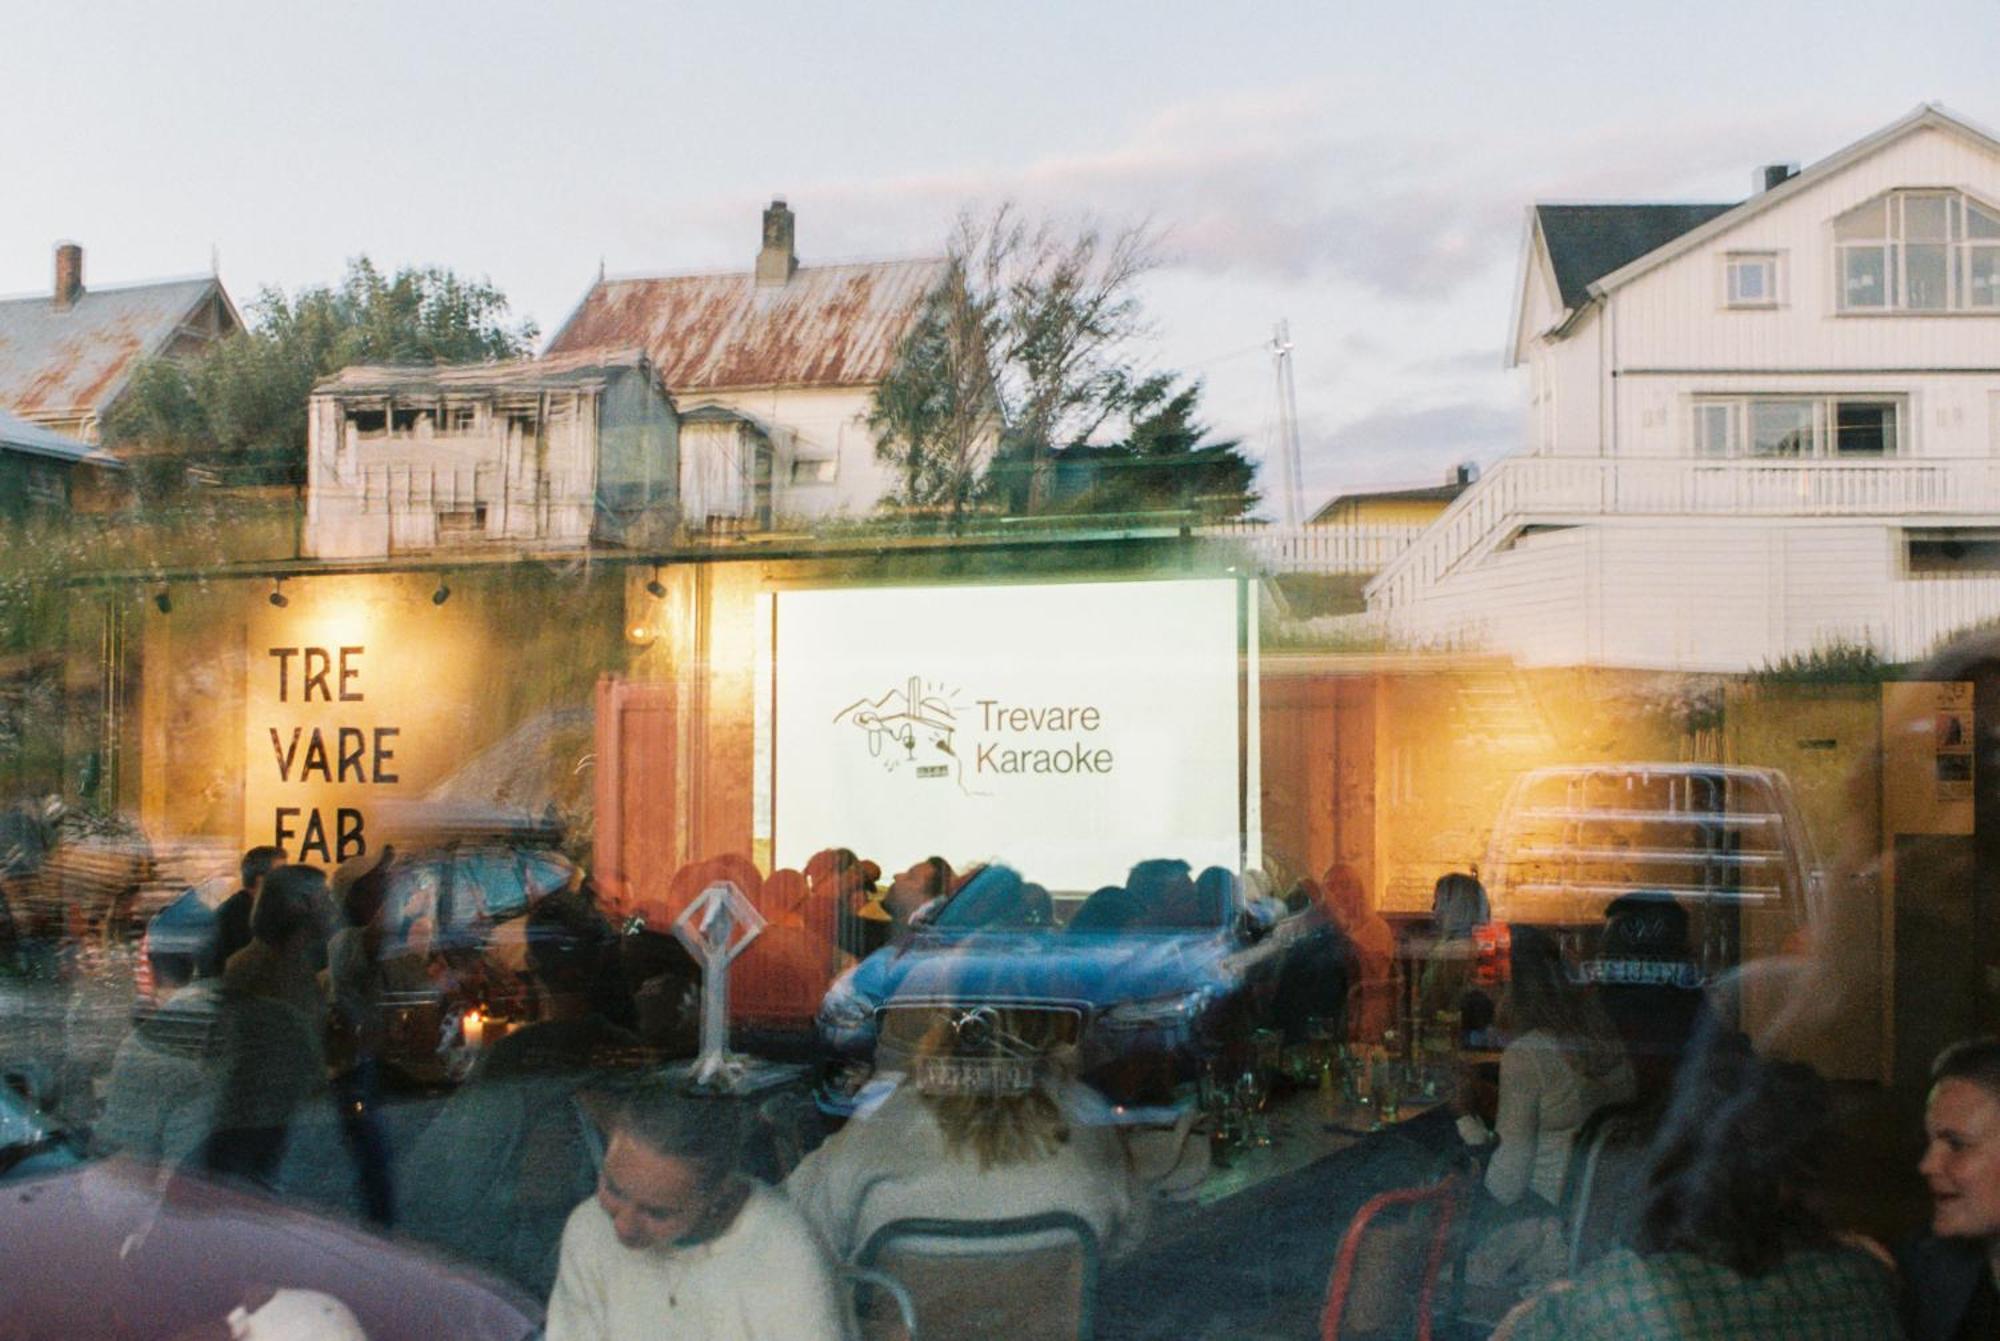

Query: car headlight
(1098, 987), (1215, 1033)
(817, 971), (879, 1031)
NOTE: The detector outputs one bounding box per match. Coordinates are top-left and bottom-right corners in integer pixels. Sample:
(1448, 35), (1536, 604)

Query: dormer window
(1835, 190), (2000, 311)
(1724, 253), (1779, 307)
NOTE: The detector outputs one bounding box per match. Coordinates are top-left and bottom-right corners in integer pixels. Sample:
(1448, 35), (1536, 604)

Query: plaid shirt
(1498, 1246), (1905, 1340)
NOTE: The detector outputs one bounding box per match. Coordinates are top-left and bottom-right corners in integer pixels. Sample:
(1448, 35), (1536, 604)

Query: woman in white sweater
(1460, 925), (1635, 1285)
(784, 1031), (1146, 1265)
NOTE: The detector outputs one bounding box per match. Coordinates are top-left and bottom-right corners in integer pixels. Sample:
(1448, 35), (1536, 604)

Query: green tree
(868, 241), (1000, 518)
(106, 258), (537, 490)
(985, 375), (1259, 521)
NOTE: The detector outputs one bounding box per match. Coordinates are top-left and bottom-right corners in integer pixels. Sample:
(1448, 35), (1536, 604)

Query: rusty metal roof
(312, 346), (659, 397)
(544, 258), (945, 392)
(0, 277), (227, 422)
(0, 408), (122, 468)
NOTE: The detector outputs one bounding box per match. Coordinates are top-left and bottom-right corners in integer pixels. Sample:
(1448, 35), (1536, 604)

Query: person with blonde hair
(784, 1013), (1145, 1265)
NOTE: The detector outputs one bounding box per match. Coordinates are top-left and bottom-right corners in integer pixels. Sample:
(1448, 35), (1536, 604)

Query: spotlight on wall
(152, 587), (172, 615)
(268, 578), (289, 609)
(644, 564), (666, 600)
(431, 579), (451, 606)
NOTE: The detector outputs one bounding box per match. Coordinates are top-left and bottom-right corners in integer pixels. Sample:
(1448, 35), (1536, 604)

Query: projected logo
(833, 676), (977, 794)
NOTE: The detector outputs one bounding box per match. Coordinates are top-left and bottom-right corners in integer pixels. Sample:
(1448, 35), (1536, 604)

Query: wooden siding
(1382, 527), (1590, 663)
(1613, 125), (2000, 381)
(1386, 514), (2000, 670)
(675, 385), (888, 518)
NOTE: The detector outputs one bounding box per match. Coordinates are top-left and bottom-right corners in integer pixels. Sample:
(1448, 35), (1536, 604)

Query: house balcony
(1367, 455), (2000, 613)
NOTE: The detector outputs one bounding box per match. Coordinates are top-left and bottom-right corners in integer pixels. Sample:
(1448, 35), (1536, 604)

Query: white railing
(1889, 577), (2000, 662)
(1199, 522), (1425, 574)
(1369, 455), (2000, 610)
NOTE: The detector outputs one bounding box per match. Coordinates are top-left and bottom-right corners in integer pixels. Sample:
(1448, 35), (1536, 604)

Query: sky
(4, 0), (1997, 517)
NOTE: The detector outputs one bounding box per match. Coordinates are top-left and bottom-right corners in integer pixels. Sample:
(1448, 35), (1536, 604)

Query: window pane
(1834, 401), (1897, 456)
(1905, 194), (1951, 241)
(1842, 245), (1887, 307)
(1835, 197), (1887, 240)
(1728, 259), (1769, 303)
(1750, 401), (1814, 457)
(1907, 242), (1949, 309)
(1968, 200), (2000, 239)
(1970, 246), (2000, 308)
(1694, 404), (1734, 457)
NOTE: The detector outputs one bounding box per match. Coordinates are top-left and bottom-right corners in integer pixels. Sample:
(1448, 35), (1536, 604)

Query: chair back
(1321, 1171), (1468, 1341)
(1560, 1100), (1657, 1274)
(855, 1212), (1100, 1341)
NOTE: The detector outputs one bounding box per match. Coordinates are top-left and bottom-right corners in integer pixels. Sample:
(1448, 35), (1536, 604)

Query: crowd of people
(52, 830), (2000, 1339)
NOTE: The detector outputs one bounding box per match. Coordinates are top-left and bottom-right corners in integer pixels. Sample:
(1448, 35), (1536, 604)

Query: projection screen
(769, 577), (1251, 892)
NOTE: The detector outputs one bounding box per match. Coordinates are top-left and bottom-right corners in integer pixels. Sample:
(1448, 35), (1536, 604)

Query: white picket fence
(1198, 522), (1425, 574)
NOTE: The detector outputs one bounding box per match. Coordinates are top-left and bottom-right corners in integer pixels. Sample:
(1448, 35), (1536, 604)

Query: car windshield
(0, 23), (1983, 1341)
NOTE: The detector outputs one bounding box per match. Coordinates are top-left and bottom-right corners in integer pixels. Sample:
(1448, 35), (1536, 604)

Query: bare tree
(870, 204), (1161, 517)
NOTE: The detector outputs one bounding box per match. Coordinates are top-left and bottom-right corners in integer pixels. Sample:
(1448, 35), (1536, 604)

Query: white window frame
(1723, 252), (1780, 308)
(1689, 394), (1907, 458)
(1836, 189), (2000, 313)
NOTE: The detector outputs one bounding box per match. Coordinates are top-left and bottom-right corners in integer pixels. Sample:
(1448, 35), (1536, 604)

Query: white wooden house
(1368, 105), (2000, 669)
(544, 201), (945, 528)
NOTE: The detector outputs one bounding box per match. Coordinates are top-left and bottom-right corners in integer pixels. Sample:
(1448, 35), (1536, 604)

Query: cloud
(658, 87), (1522, 301)
(642, 90), (1871, 314)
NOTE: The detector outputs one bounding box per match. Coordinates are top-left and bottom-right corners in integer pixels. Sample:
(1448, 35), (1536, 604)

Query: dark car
(0, 1084), (540, 1340)
(814, 861), (1341, 1120)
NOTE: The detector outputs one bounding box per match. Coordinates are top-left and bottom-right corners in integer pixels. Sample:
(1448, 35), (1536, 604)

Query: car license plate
(916, 1057), (1036, 1095)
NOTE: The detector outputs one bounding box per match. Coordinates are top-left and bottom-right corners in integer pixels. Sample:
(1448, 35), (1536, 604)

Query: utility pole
(1269, 320), (1305, 527)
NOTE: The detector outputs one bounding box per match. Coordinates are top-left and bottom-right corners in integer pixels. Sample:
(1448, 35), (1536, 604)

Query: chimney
(1756, 163), (1799, 194)
(52, 242), (83, 311)
(756, 198), (797, 286)
(1449, 461), (1480, 486)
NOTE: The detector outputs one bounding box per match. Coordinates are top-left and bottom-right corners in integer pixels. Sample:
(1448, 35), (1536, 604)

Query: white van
(1482, 763), (1825, 979)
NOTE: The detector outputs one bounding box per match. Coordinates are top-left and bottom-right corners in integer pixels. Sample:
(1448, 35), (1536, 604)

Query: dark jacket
(214, 887), (254, 969)
(1898, 1234), (1998, 1341)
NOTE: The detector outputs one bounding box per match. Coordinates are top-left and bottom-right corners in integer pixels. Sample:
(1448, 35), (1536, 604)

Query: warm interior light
(627, 622), (656, 647)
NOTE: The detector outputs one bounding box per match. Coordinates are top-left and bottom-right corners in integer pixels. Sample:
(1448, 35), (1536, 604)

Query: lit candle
(463, 1009), (485, 1048)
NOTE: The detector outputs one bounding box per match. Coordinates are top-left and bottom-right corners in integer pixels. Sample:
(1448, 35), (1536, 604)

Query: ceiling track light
(152, 587), (172, 615)
(644, 564), (666, 600)
(268, 578), (288, 609)
(431, 578), (451, 606)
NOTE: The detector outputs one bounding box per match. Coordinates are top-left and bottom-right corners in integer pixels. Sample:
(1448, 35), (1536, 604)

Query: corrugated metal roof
(0, 277), (224, 421)
(0, 408), (123, 467)
(1536, 205), (1734, 310)
(544, 258), (945, 391)
(313, 346), (658, 396)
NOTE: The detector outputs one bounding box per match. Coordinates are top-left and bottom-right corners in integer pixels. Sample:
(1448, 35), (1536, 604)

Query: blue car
(814, 860), (1349, 1120)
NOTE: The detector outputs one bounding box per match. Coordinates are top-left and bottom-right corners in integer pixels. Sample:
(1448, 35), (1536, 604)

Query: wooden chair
(854, 1212), (1100, 1341)
(1321, 1171), (1470, 1341)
